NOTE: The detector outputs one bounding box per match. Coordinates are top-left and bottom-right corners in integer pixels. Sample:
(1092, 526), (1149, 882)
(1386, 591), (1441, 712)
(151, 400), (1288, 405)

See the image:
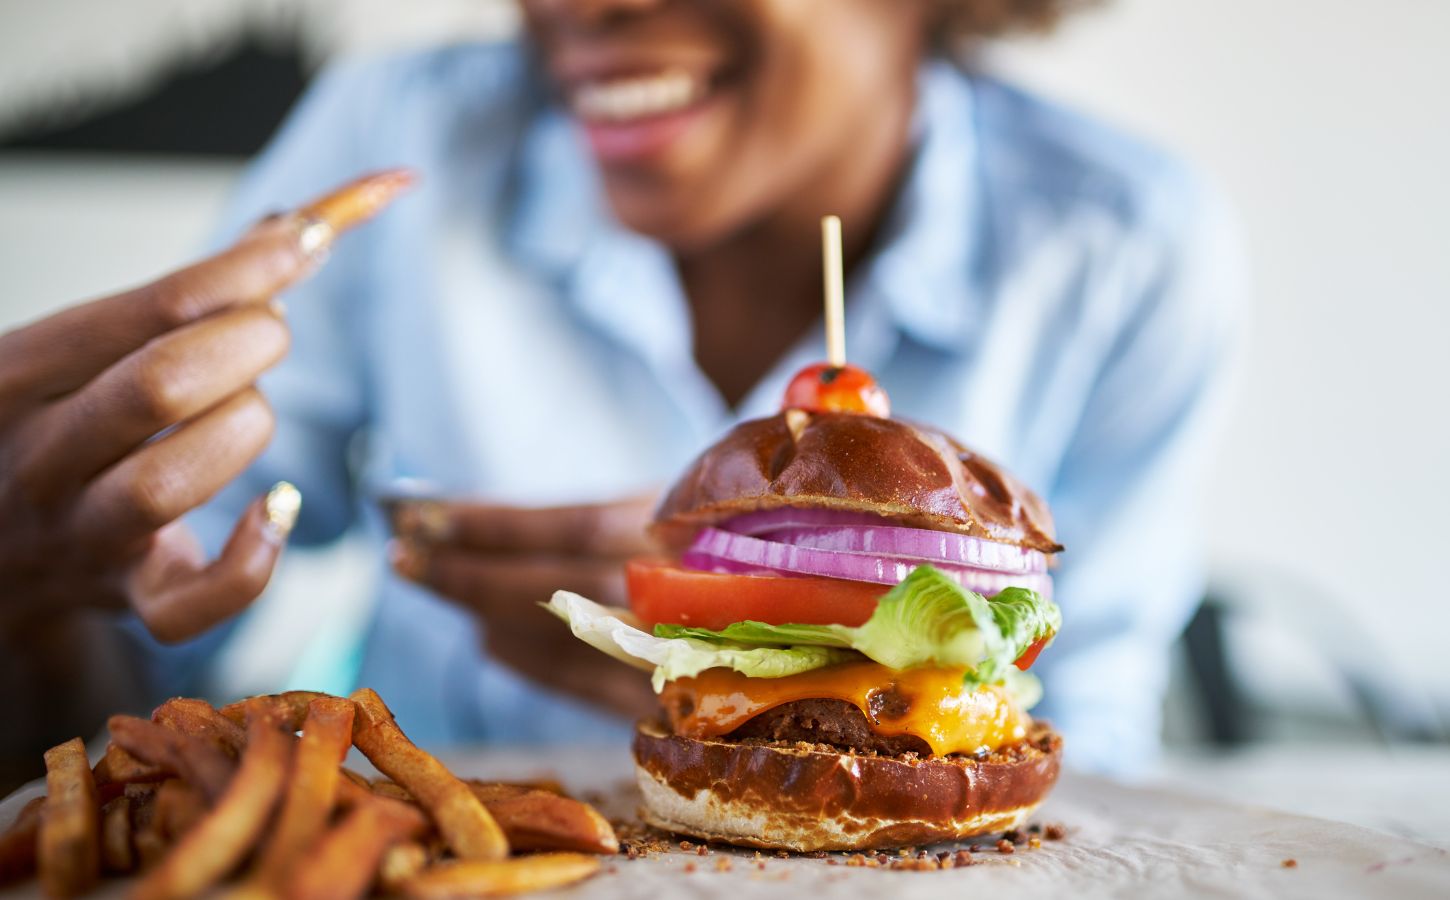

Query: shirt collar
(507, 57), (984, 361)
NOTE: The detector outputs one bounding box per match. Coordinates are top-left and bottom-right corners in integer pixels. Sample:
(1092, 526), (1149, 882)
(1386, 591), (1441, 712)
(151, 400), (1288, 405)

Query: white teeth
(572, 70), (702, 123)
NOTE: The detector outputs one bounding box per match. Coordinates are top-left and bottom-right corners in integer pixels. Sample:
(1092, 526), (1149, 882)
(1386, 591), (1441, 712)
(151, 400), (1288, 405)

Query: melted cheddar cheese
(659, 660), (1028, 757)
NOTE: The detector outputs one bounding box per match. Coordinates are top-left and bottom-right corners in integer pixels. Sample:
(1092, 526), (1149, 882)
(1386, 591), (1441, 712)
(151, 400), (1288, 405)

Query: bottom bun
(632, 718), (1062, 852)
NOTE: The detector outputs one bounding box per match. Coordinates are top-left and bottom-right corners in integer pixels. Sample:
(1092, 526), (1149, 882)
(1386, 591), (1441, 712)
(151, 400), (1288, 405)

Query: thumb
(128, 483), (300, 644)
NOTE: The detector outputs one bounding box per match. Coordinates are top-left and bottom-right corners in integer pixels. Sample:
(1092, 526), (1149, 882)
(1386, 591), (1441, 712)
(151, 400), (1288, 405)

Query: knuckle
(129, 350), (191, 426)
(241, 306), (292, 356)
(123, 467), (184, 531)
(239, 230), (307, 285)
(145, 275), (208, 328)
(220, 559), (271, 607)
(136, 606), (188, 645)
(234, 388), (276, 438)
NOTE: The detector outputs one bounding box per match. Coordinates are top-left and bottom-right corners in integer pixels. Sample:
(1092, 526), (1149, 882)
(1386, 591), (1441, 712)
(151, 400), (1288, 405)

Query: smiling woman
(522, 0), (929, 254)
(1, 0), (1240, 779)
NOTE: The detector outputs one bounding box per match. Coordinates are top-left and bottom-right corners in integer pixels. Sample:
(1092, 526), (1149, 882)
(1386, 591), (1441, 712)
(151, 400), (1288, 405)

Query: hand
(387, 494), (661, 719)
(0, 170), (414, 645)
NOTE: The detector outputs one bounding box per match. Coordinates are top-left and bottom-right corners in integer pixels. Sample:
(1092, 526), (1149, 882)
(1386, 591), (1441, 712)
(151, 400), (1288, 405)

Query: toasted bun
(632, 719), (1062, 852)
(653, 412), (1062, 553)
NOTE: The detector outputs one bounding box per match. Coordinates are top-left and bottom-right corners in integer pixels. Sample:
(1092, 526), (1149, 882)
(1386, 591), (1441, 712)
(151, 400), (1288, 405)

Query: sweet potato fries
(0, 690), (614, 898)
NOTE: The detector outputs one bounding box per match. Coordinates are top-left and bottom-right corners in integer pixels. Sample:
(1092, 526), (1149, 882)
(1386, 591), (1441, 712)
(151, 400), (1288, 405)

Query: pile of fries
(0, 689), (617, 898)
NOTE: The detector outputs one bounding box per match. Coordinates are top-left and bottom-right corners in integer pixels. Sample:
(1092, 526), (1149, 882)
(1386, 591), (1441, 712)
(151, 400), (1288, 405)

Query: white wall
(993, 0), (1450, 701)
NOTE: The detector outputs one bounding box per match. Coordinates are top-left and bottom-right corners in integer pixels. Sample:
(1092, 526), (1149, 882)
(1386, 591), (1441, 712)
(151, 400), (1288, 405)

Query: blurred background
(1, 0), (1446, 839)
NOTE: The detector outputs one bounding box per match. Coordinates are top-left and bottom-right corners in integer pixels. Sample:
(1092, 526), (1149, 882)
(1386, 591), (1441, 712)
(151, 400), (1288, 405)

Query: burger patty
(725, 699), (933, 757)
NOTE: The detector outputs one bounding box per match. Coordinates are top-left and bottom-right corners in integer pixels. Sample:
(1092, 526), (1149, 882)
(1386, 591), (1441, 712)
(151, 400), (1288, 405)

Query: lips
(563, 67), (719, 166)
(571, 69), (705, 123)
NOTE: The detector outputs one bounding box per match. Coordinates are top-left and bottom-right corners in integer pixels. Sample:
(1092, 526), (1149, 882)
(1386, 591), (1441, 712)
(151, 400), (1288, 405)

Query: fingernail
(294, 215), (335, 261)
(263, 481), (302, 540)
(268, 298), (287, 318)
(387, 539), (427, 582)
(395, 500), (453, 542)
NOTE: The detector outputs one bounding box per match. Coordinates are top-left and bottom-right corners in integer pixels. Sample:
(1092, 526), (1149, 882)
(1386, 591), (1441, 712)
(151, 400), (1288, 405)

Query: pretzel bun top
(653, 411), (1062, 554)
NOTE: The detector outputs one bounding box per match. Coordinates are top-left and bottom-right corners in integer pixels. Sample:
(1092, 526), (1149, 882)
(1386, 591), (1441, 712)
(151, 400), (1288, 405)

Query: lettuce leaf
(654, 565), (1060, 689)
(545, 566), (1060, 696)
(543, 591), (856, 692)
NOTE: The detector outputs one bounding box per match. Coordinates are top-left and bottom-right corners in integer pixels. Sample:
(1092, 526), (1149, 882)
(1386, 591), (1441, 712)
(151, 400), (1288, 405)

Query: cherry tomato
(782, 363), (890, 417)
(626, 559), (886, 629)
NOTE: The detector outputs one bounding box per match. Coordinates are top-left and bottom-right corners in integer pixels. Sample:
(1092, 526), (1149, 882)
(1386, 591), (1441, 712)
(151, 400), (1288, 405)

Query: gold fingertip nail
(396, 500), (452, 542)
(264, 481), (302, 538)
(295, 215), (335, 260)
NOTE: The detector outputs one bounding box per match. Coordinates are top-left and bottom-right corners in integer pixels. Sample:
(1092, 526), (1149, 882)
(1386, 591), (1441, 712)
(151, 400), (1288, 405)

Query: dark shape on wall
(2, 40), (309, 157)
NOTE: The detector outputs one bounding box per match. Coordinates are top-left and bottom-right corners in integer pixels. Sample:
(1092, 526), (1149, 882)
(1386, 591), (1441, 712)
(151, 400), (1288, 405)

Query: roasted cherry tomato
(1013, 635), (1050, 671)
(782, 362), (890, 417)
(627, 559), (886, 629)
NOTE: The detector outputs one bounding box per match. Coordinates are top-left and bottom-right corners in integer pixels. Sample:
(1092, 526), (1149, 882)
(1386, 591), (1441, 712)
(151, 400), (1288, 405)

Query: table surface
(4, 745), (1448, 900)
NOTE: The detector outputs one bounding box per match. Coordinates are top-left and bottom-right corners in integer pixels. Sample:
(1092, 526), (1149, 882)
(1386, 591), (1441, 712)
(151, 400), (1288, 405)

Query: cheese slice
(659, 660), (1028, 757)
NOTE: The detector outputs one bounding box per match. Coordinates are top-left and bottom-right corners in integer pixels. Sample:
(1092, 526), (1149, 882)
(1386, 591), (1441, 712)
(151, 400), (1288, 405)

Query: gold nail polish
(264, 481), (302, 537)
(396, 500), (453, 542)
(294, 216), (335, 259)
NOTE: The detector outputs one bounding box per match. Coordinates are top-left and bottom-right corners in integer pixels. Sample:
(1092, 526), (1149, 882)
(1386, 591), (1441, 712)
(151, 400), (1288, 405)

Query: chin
(600, 183), (732, 252)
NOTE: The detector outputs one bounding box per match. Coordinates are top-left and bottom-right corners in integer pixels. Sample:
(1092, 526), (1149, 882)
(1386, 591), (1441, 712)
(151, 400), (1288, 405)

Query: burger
(547, 362), (1064, 852)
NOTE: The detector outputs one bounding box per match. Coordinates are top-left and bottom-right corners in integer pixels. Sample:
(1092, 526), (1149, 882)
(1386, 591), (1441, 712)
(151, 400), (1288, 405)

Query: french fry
(282, 795), (428, 900)
(247, 696), (355, 887)
(466, 785), (618, 855)
(220, 691), (328, 731)
(378, 841), (430, 894)
(401, 854), (601, 899)
(372, 780), (415, 803)
(101, 797), (135, 874)
(130, 706), (293, 900)
(466, 778), (567, 797)
(340, 768), (373, 791)
(0, 796), (44, 885)
(94, 744), (166, 788)
(132, 828), (168, 872)
(335, 775), (381, 808)
(127, 785), (167, 871)
(349, 689), (507, 861)
(38, 737), (100, 898)
(152, 698), (247, 755)
(153, 780), (207, 841)
(108, 715), (235, 802)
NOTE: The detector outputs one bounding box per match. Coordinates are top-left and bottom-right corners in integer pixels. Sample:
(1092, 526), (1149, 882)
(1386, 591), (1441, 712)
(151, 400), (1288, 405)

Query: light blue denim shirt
(157, 43), (1244, 773)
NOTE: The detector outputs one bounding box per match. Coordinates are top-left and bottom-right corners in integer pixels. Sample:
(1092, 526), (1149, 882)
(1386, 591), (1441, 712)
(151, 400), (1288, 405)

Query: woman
(0, 0), (1243, 773)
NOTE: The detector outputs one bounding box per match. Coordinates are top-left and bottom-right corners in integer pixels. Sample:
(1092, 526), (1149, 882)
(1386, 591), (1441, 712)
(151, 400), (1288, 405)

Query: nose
(524, 0), (668, 30)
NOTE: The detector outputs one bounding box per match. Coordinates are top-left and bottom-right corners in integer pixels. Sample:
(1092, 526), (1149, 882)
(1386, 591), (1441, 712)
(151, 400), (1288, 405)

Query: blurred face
(522, 0), (928, 251)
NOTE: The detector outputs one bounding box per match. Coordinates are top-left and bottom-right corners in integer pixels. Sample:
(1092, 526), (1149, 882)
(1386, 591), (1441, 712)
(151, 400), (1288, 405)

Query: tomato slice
(1013, 636), (1049, 671)
(626, 559), (886, 629)
(628, 559), (1055, 668)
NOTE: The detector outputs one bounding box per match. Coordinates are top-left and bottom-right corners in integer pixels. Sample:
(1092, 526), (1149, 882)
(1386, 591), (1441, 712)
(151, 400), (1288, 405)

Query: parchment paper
(3, 745), (1446, 899)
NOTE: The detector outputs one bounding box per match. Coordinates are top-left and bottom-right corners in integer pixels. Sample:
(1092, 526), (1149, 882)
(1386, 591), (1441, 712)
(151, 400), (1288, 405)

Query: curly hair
(932, 0), (1103, 39)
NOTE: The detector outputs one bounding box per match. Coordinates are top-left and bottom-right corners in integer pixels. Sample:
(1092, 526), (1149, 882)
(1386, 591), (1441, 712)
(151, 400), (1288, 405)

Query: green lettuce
(654, 565), (1060, 689)
(544, 566), (1059, 698)
(544, 591), (856, 691)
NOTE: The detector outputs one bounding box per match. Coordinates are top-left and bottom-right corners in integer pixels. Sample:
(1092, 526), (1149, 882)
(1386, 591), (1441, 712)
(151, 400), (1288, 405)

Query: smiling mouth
(569, 69), (709, 124)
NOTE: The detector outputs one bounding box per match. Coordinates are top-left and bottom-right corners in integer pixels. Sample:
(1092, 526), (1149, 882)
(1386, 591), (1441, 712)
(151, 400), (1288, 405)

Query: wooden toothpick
(821, 215), (846, 367)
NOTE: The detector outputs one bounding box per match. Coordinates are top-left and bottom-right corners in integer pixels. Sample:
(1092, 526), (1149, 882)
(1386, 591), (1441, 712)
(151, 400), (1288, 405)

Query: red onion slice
(684, 527), (1053, 598)
(721, 509), (1047, 575)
